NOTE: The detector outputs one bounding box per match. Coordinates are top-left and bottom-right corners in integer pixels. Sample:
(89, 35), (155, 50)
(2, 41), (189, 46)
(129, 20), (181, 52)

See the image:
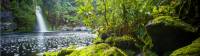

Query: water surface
(1, 31), (95, 56)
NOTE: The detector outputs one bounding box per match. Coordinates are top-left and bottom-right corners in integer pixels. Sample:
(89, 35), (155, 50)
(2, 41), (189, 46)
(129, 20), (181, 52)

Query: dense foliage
(42, 0), (79, 30)
(76, 0), (158, 55)
(75, 0), (199, 56)
(1, 0), (36, 32)
(1, 0), (80, 32)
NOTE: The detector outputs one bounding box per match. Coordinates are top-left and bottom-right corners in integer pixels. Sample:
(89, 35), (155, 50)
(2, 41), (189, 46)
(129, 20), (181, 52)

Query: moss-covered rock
(43, 45), (76, 56)
(105, 35), (137, 50)
(150, 16), (197, 32)
(146, 16), (199, 55)
(57, 48), (75, 56)
(170, 37), (200, 56)
(69, 43), (127, 56)
(104, 35), (139, 55)
(43, 49), (75, 56)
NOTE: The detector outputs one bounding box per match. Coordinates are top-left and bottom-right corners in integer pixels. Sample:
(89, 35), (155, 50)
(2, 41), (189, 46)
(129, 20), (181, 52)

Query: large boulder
(146, 16), (199, 55)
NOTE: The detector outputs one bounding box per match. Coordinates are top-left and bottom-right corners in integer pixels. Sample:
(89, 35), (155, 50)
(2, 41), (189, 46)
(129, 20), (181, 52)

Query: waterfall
(36, 6), (48, 32)
(35, 6), (47, 54)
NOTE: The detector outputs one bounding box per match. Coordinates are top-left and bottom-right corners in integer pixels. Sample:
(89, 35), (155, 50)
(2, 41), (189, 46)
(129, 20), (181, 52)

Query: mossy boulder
(69, 43), (127, 56)
(170, 37), (200, 56)
(146, 16), (199, 55)
(105, 35), (137, 50)
(149, 16), (196, 32)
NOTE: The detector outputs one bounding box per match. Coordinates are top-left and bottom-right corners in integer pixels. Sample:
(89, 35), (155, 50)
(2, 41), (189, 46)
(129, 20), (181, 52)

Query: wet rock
(146, 16), (199, 55)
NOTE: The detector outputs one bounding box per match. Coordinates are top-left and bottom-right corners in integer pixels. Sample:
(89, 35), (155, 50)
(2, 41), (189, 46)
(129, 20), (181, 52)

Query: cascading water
(36, 6), (48, 32)
(35, 6), (47, 54)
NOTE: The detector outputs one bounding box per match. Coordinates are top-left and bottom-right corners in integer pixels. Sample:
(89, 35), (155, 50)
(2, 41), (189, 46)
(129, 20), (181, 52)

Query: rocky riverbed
(1, 31), (96, 56)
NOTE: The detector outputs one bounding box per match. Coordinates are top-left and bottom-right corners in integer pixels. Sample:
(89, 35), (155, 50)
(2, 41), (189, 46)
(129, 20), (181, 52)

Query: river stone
(146, 16), (199, 55)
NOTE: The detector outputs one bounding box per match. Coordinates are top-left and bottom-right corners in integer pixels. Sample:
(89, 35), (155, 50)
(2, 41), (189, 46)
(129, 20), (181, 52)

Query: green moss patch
(151, 16), (197, 32)
(105, 35), (137, 50)
(93, 37), (104, 44)
(43, 45), (77, 56)
(69, 43), (127, 56)
(43, 51), (59, 56)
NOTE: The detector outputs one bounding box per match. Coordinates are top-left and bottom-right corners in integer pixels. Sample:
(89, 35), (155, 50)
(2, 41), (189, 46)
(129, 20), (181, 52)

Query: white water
(36, 6), (48, 32)
(35, 6), (47, 55)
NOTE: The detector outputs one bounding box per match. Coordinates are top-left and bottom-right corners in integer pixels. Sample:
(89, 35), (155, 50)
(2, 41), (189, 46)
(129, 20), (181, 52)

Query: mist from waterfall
(36, 6), (48, 32)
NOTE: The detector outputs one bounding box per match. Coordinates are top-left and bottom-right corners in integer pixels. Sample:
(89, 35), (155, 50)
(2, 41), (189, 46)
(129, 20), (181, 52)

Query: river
(0, 31), (96, 56)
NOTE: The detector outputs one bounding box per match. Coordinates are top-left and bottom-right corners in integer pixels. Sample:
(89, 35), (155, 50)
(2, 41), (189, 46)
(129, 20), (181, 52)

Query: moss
(57, 48), (75, 56)
(193, 38), (200, 43)
(170, 37), (200, 56)
(151, 16), (197, 32)
(69, 43), (127, 56)
(93, 37), (104, 44)
(105, 35), (137, 50)
(43, 45), (76, 56)
(43, 49), (74, 56)
(43, 51), (59, 56)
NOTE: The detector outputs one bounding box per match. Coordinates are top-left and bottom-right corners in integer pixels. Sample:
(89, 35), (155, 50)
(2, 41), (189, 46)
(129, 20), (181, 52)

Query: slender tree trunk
(103, 0), (108, 26)
(122, 1), (128, 24)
